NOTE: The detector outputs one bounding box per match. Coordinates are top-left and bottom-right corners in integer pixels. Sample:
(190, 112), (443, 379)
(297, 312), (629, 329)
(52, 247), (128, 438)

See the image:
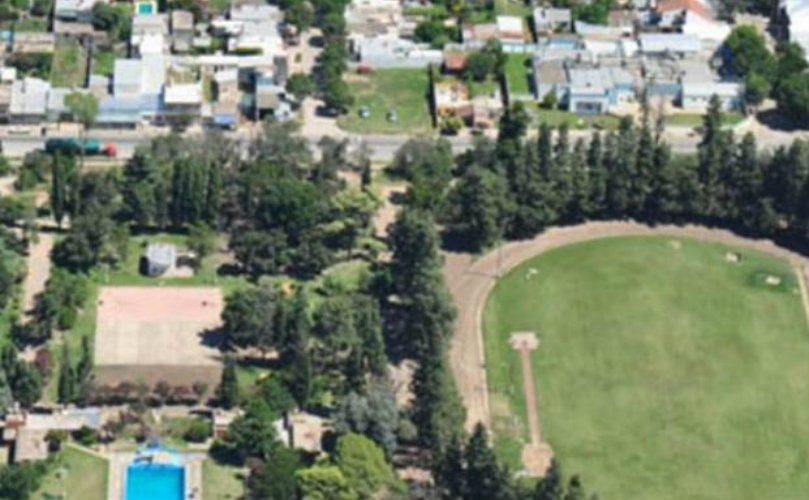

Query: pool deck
(108, 451), (205, 500)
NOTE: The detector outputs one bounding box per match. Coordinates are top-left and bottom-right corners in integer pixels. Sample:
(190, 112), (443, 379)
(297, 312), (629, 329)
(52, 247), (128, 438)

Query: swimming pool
(136, 2), (154, 14)
(125, 463), (185, 500)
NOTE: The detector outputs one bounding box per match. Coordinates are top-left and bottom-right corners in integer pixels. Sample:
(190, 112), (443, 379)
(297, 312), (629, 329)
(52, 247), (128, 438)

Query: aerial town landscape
(0, 0), (808, 497)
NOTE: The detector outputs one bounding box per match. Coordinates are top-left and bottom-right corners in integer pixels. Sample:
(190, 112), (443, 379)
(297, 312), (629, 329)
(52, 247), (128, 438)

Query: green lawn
(403, 4), (447, 16)
(94, 233), (249, 292)
(467, 77), (499, 98)
(92, 49), (115, 77)
(494, 0), (531, 16)
(483, 236), (809, 499)
(13, 18), (47, 32)
(337, 69), (433, 134)
(505, 54), (532, 96)
(50, 42), (87, 87)
(203, 458), (245, 500)
(35, 444), (109, 500)
(665, 111), (745, 128)
(535, 109), (621, 130)
(209, 0), (230, 13)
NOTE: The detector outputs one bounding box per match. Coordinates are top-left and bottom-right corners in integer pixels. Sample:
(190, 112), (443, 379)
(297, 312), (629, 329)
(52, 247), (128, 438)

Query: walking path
(444, 221), (809, 434)
(509, 332), (553, 475)
(22, 232), (53, 318)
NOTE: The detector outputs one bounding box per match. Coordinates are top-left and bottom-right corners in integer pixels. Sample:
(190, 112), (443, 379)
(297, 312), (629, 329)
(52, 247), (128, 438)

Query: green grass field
(505, 54), (532, 96)
(494, 0), (531, 16)
(92, 49), (115, 77)
(535, 109), (621, 130)
(665, 111), (745, 128)
(203, 458), (245, 500)
(50, 42), (87, 88)
(483, 236), (809, 499)
(337, 69), (433, 134)
(35, 444), (109, 500)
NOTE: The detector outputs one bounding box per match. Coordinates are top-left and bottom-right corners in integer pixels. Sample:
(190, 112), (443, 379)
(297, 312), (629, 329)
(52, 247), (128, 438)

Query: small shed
(13, 428), (47, 463)
(286, 411), (328, 453)
(443, 51), (467, 73)
(144, 243), (176, 277)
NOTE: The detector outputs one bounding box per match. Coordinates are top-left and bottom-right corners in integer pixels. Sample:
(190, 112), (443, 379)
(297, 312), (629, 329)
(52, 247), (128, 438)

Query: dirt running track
(444, 221), (809, 432)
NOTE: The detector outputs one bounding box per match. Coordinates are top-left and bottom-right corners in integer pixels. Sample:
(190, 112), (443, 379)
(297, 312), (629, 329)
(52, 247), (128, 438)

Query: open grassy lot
(665, 111), (745, 128)
(495, 0), (531, 16)
(13, 18), (48, 32)
(467, 77), (499, 98)
(51, 41), (87, 87)
(483, 236), (809, 499)
(203, 458), (245, 500)
(534, 109), (621, 130)
(337, 69), (433, 134)
(505, 54), (532, 96)
(36, 444), (109, 500)
(94, 233), (248, 292)
(92, 49), (115, 77)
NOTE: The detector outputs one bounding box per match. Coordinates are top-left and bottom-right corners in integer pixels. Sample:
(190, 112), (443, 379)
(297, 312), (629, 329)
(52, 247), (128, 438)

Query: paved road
(1, 119), (807, 162)
(0, 129), (709, 162)
(0, 129), (463, 162)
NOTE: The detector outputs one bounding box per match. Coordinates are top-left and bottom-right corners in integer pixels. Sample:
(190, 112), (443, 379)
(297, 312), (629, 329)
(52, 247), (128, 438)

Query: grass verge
(337, 69), (433, 134)
(35, 444), (109, 500)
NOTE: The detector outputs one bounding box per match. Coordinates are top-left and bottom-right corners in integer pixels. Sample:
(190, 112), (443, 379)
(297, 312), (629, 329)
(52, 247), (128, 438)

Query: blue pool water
(125, 463), (185, 500)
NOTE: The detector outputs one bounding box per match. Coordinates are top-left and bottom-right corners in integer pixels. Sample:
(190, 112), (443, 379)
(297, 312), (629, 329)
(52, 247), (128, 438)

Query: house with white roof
(164, 82), (203, 118)
(780, 0), (809, 59)
(638, 33), (701, 54)
(131, 11), (169, 49)
(681, 81), (743, 110)
(222, 4), (284, 56)
(534, 7), (572, 34)
(497, 15), (526, 44)
(354, 38), (442, 68)
(100, 56), (166, 126)
(134, 32), (166, 57)
(9, 77), (50, 122)
(346, 0), (407, 46)
(230, 4), (282, 23)
(532, 56), (636, 113)
(54, 0), (105, 22)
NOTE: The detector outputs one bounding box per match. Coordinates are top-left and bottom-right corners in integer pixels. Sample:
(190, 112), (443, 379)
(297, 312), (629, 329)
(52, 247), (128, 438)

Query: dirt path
(22, 232), (53, 318)
(444, 221), (809, 433)
(373, 184), (406, 238)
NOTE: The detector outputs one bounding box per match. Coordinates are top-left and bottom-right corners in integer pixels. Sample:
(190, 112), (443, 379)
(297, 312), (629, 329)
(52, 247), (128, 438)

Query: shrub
(72, 426), (98, 447)
(184, 419), (211, 443)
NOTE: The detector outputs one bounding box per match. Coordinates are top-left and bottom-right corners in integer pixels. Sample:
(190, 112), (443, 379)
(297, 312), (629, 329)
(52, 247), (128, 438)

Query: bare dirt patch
(390, 359), (415, 408)
(22, 233), (53, 317)
(94, 287), (224, 387)
(374, 185), (406, 238)
(510, 332), (552, 477)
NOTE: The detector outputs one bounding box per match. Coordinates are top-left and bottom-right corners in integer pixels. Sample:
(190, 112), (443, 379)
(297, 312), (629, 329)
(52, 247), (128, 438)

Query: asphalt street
(0, 123), (806, 162)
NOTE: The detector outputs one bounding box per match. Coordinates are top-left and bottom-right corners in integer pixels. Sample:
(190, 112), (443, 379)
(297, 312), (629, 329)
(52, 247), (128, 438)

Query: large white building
(781, 0), (809, 59)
